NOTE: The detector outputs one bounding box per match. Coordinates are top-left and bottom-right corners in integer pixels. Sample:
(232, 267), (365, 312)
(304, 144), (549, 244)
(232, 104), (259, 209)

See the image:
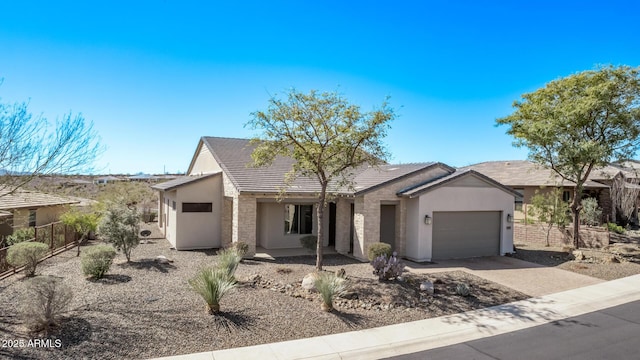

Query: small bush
(231, 241), (249, 256)
(606, 222), (625, 234)
(581, 197), (602, 226)
(81, 245), (117, 279)
(189, 267), (237, 314)
(6, 228), (35, 246)
(456, 283), (471, 297)
(6, 242), (49, 276)
(371, 252), (405, 281)
(300, 235), (317, 253)
(217, 247), (243, 279)
(21, 276), (72, 333)
(367, 242), (392, 261)
(314, 272), (348, 312)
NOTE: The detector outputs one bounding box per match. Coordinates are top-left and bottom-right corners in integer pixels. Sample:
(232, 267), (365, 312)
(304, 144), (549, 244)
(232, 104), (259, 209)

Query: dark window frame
(28, 209), (36, 227)
(182, 202), (213, 213)
(284, 204), (313, 235)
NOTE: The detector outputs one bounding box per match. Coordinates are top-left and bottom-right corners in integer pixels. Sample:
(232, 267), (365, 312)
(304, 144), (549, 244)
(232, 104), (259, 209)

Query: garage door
(432, 211), (500, 259)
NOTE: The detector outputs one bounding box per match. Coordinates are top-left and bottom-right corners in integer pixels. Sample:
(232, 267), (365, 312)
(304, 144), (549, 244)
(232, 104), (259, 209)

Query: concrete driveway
(405, 256), (604, 297)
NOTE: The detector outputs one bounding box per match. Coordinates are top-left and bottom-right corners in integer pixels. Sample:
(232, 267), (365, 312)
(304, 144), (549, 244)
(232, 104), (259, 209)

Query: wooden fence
(0, 222), (77, 280)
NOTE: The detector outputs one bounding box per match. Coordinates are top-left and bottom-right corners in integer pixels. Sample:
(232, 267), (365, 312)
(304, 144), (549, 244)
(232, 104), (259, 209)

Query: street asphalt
(387, 300), (640, 360)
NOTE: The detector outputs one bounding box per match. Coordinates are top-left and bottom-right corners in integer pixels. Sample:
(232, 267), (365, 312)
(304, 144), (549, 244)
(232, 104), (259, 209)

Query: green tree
(529, 188), (570, 247)
(97, 204), (140, 262)
(0, 88), (101, 194)
(497, 65), (640, 248)
(247, 89), (395, 270)
(60, 208), (100, 256)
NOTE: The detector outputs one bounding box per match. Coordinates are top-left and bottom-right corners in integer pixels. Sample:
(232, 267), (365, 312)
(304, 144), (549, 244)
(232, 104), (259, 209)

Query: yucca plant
(314, 272), (348, 312)
(189, 267), (237, 314)
(217, 247), (243, 279)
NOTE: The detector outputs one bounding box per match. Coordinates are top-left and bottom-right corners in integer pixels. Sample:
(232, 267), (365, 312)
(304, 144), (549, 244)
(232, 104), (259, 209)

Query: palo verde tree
(0, 86), (101, 194)
(247, 89), (395, 270)
(497, 65), (640, 248)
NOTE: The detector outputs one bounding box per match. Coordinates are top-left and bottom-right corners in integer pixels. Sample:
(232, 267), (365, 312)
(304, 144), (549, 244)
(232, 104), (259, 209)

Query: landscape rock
(420, 280), (434, 294)
(572, 250), (585, 261)
(154, 255), (173, 264)
(243, 274), (262, 284)
(301, 272), (318, 291)
(335, 268), (346, 278)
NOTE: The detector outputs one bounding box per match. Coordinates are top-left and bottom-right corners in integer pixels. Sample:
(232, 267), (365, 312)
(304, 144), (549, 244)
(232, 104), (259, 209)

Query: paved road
(387, 300), (640, 360)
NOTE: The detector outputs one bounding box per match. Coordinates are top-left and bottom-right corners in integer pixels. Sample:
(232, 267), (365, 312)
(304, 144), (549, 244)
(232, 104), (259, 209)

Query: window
(172, 201), (176, 210)
(183, 202), (213, 212)
(284, 204), (313, 234)
(513, 188), (524, 211)
(562, 190), (571, 202)
(28, 210), (36, 227)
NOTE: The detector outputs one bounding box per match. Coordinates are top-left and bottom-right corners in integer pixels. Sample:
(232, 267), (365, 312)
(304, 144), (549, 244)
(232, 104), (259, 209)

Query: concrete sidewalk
(153, 274), (640, 360)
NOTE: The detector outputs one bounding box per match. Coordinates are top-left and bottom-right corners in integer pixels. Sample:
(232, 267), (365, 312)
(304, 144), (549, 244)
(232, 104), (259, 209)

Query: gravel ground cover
(1, 229), (527, 360)
(512, 242), (640, 280)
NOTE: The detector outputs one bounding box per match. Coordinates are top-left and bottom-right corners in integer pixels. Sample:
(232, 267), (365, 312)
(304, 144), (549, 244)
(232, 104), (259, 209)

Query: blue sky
(1, 1), (639, 174)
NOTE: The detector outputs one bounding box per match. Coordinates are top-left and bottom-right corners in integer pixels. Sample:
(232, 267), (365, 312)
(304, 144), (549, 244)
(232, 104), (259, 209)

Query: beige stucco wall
(174, 175), (222, 249)
(188, 142), (222, 175)
(12, 205), (70, 229)
(256, 201), (329, 249)
(408, 184), (515, 262)
(162, 190), (178, 248)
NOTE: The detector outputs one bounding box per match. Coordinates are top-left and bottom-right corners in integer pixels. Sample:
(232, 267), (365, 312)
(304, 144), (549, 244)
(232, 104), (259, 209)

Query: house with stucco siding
(152, 137), (519, 262)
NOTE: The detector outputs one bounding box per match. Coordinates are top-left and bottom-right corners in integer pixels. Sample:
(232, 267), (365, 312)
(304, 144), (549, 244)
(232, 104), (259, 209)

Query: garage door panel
(433, 211), (500, 259)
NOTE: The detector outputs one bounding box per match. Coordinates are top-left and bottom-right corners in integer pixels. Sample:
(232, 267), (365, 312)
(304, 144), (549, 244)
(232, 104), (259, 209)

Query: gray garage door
(432, 211), (501, 259)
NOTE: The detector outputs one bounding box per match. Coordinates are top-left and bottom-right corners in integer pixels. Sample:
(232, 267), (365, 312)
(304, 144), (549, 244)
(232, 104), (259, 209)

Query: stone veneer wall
(514, 223), (610, 248)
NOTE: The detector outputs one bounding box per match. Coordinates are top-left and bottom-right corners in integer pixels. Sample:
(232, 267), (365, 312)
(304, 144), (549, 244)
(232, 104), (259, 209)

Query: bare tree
(0, 92), (101, 195)
(611, 172), (640, 226)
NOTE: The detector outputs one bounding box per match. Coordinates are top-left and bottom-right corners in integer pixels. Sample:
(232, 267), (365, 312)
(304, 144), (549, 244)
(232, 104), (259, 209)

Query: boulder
(154, 255), (173, 264)
(335, 268), (346, 278)
(302, 273), (318, 291)
(243, 274), (262, 284)
(420, 280), (434, 294)
(573, 250), (585, 261)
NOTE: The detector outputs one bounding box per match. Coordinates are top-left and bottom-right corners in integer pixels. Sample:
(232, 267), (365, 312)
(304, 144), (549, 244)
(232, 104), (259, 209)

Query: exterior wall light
(507, 214), (513, 223)
(424, 214), (432, 225)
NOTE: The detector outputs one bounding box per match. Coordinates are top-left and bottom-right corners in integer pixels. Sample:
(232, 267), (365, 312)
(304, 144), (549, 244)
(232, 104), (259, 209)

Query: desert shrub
(81, 245), (117, 279)
(188, 267), (237, 314)
(299, 235), (317, 253)
(581, 197), (602, 226)
(6, 227), (35, 246)
(217, 247), (243, 279)
(21, 276), (72, 333)
(231, 241), (249, 256)
(314, 272), (348, 312)
(371, 252), (405, 281)
(456, 283), (471, 297)
(98, 203), (140, 262)
(367, 242), (392, 261)
(606, 222), (625, 234)
(6, 242), (49, 276)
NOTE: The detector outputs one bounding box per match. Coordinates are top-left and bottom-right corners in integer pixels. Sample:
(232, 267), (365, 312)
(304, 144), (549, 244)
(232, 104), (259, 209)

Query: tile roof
(0, 188), (80, 210)
(397, 169), (521, 198)
(151, 172), (221, 191)
(201, 137), (445, 195)
(465, 160), (609, 188)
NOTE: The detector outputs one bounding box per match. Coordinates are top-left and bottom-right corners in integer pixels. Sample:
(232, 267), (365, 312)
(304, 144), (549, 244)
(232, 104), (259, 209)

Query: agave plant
(456, 283), (471, 297)
(314, 272), (348, 312)
(189, 267), (237, 314)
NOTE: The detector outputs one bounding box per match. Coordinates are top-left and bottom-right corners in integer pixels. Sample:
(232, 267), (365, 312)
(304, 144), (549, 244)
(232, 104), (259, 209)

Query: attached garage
(432, 211), (501, 259)
(400, 169), (518, 262)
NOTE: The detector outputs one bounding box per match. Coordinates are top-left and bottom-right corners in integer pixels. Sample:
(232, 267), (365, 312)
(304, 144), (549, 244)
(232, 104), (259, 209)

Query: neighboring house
(467, 160), (640, 222)
(152, 137), (518, 262)
(94, 175), (125, 185)
(0, 188), (80, 238)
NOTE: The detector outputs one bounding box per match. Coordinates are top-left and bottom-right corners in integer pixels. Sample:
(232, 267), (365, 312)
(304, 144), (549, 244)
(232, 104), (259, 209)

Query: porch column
(352, 197), (367, 260)
(232, 194), (257, 256)
(334, 198), (351, 254)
